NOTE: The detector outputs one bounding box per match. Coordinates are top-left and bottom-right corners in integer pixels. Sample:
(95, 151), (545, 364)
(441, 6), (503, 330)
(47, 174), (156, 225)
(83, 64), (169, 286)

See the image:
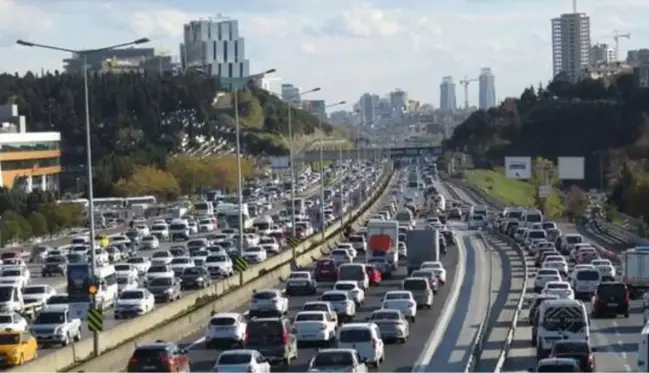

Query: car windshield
(0, 315), (12, 323)
(116, 277), (130, 284)
(206, 256), (227, 263)
(128, 258), (145, 263)
(152, 252), (169, 258)
(335, 283), (355, 291)
(1, 270), (20, 277)
(576, 271), (600, 280)
(312, 351), (355, 367)
(290, 273), (309, 279)
(45, 256), (65, 263)
(372, 312), (400, 321)
(217, 353), (252, 365)
(47, 295), (68, 304)
(148, 266), (167, 273)
(547, 283), (569, 289)
(0, 334), (19, 345)
(322, 293), (346, 301)
(252, 291), (277, 300)
(23, 286), (46, 294)
(567, 236), (583, 244)
(149, 277), (172, 286)
(35, 312), (65, 324)
(302, 303), (328, 312)
(120, 291), (144, 300)
(295, 313), (324, 322)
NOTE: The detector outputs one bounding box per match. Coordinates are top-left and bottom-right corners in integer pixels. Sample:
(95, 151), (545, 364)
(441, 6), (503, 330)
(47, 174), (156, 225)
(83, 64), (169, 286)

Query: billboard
(505, 157), (532, 179)
(558, 157), (585, 180)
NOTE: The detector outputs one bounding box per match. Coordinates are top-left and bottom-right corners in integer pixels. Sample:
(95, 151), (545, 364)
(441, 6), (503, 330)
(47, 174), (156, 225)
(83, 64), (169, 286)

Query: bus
(56, 198), (89, 209)
(125, 196), (157, 209)
(67, 263), (118, 319)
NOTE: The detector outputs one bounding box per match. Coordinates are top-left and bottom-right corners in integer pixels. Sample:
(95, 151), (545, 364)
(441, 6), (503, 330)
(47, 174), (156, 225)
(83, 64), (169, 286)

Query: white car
(0, 266), (29, 288)
(591, 259), (616, 278)
(169, 257), (194, 276)
(301, 301), (338, 324)
(114, 289), (155, 319)
(198, 218), (216, 232)
(468, 215), (487, 229)
(292, 311), (337, 344)
(337, 324), (385, 368)
(22, 285), (56, 306)
(204, 254), (234, 278)
(542, 256), (569, 276)
(116, 274), (139, 293)
(150, 224), (170, 241)
(205, 312), (247, 348)
(92, 248), (110, 266)
(1, 259), (27, 270)
(534, 268), (562, 292)
(43, 294), (70, 312)
(212, 350), (271, 373)
(308, 348), (369, 372)
(134, 224), (150, 236)
(151, 250), (173, 265)
(244, 246), (267, 264)
(141, 236), (160, 250)
(336, 243), (357, 259)
(259, 236), (280, 255)
(430, 267), (447, 285)
(542, 281), (575, 299)
(321, 290), (356, 322)
(145, 265), (174, 282)
(420, 261), (444, 271)
(188, 222), (199, 235)
(0, 312), (28, 331)
(334, 281), (366, 306)
(115, 264), (139, 278)
(126, 257), (151, 275)
(330, 249), (353, 265)
(248, 289), (288, 316)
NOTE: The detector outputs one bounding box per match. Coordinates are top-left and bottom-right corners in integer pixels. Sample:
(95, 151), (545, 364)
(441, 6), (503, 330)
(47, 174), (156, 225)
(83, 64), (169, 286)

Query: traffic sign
(287, 234), (301, 248)
(88, 308), (103, 332)
(233, 257), (248, 273)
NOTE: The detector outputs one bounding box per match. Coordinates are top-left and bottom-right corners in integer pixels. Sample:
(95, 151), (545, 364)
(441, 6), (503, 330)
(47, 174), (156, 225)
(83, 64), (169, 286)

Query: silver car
(402, 278), (433, 309)
(367, 309), (410, 343)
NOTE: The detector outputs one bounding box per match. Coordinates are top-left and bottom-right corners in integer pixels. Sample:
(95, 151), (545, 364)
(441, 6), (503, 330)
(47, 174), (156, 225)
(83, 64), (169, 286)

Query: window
(2, 157), (59, 170)
(1, 141), (59, 152)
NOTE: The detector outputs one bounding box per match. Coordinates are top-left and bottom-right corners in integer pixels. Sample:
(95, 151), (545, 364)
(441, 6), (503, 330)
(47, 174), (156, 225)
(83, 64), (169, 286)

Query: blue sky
(2, 0), (649, 109)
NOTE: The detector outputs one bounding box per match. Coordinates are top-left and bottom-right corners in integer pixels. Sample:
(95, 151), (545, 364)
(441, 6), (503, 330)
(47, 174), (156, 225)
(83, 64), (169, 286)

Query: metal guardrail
(446, 180), (529, 373)
(594, 218), (649, 245)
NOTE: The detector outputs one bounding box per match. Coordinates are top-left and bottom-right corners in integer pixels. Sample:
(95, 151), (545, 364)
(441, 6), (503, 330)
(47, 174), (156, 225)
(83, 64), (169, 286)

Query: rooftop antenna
(572, 0), (577, 13)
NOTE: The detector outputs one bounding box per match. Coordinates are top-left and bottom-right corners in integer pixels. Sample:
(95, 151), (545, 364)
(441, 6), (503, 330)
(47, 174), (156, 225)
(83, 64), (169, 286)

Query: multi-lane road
(154, 177), (504, 372)
(19, 177), (338, 359)
(447, 181), (643, 373)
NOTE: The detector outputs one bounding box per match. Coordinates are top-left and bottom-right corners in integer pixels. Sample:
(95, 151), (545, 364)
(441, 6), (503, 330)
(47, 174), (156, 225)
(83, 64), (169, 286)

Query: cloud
(2, 0), (648, 109)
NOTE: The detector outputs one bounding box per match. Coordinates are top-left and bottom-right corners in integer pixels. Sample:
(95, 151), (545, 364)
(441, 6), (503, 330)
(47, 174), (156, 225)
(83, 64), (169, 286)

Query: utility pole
(459, 76), (478, 110)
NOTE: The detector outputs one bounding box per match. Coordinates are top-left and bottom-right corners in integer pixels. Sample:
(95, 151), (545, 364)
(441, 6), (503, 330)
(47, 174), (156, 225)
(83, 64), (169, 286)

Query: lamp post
(16, 37), (150, 356)
(229, 70), (276, 284)
(286, 87), (320, 264)
(318, 101), (346, 241)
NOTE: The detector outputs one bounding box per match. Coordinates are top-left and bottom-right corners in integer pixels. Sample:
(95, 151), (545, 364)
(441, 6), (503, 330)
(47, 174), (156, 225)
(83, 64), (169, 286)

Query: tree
(208, 155), (254, 192)
(2, 210), (32, 241)
(564, 185), (589, 219)
(27, 212), (48, 238)
(166, 155), (213, 196)
(1, 220), (21, 246)
(114, 165), (180, 201)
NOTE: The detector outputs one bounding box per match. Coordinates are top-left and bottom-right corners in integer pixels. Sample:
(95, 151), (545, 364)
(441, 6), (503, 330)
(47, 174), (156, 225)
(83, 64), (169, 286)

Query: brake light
(243, 333), (248, 347)
(128, 358), (137, 365)
(371, 339), (376, 349)
(594, 295), (600, 304)
(159, 353), (173, 369)
(588, 354), (595, 370)
(626, 292), (631, 304)
(282, 330), (289, 344)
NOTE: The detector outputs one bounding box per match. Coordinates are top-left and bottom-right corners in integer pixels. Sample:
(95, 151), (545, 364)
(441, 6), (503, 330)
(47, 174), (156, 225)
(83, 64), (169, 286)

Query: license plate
(302, 334), (315, 338)
(608, 303), (618, 307)
(143, 365), (157, 369)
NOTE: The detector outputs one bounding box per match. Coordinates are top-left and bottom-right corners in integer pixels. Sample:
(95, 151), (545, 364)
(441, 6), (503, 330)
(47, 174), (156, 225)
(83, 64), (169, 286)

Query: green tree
(27, 212), (48, 238)
(1, 220), (21, 246)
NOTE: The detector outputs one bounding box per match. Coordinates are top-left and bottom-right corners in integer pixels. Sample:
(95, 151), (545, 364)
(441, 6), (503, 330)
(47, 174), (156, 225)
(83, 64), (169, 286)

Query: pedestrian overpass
(297, 145), (444, 162)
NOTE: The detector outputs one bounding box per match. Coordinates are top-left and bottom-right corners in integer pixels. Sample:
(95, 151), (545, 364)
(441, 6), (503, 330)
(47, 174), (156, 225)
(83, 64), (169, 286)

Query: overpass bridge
(297, 145), (444, 162)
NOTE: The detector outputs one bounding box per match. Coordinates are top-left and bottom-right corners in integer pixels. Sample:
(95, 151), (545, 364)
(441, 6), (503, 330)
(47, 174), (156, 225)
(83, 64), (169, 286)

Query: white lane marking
(186, 336), (206, 350)
(624, 363), (632, 371)
(411, 227), (467, 372)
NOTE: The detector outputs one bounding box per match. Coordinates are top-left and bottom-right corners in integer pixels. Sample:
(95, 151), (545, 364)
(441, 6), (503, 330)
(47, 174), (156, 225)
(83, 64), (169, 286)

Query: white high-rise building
(439, 76), (456, 111)
(590, 43), (614, 66)
(551, 12), (591, 81)
(281, 84), (300, 104)
(478, 68), (496, 109)
(180, 16), (250, 79)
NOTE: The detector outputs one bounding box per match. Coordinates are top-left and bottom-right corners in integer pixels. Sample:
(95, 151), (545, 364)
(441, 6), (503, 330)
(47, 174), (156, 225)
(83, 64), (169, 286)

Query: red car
(313, 259), (338, 281)
(0, 252), (20, 261)
(365, 265), (382, 285)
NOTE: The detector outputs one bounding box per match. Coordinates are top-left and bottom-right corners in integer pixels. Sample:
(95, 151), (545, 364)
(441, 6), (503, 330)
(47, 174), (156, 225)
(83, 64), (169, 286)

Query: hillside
(446, 74), (649, 221)
(0, 71), (338, 193)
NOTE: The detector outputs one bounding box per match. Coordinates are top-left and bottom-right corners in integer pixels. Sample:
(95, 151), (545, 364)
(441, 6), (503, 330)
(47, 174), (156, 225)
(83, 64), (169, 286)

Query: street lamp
(318, 101), (346, 242)
(16, 37), (150, 356)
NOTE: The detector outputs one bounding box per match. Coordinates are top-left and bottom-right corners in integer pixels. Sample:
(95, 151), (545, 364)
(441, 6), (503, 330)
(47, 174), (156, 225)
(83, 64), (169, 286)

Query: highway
(161, 174), (501, 372)
(447, 181), (642, 373)
(20, 176), (340, 358)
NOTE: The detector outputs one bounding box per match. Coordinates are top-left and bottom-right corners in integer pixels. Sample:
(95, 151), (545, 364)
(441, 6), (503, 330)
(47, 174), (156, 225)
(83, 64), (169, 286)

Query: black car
(41, 255), (67, 276)
(592, 282), (630, 318)
(126, 340), (190, 372)
(243, 317), (298, 366)
(549, 340), (596, 372)
(180, 266), (211, 290)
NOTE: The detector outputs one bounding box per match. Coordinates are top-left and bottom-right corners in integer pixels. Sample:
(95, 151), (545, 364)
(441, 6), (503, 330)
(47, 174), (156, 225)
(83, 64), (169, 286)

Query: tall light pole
(229, 69), (276, 284)
(17, 37), (150, 357)
(318, 101), (346, 241)
(287, 88), (320, 254)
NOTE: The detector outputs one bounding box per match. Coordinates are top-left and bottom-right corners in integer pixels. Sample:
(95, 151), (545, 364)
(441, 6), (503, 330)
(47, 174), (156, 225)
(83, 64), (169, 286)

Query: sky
(1, 0), (649, 109)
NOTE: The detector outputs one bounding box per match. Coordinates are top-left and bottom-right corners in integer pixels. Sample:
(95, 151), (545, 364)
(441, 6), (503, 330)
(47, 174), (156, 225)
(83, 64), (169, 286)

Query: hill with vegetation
(446, 74), (649, 222)
(0, 72), (337, 194)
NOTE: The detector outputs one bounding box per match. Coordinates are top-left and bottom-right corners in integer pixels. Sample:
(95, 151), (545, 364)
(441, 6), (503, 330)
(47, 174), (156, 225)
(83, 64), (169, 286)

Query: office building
(389, 90), (407, 111)
(478, 68), (496, 109)
(439, 76), (457, 111)
(180, 17), (250, 85)
(0, 104), (60, 192)
(63, 48), (174, 75)
(360, 93), (374, 125)
(281, 84), (300, 104)
(551, 12), (591, 81)
(302, 100), (326, 122)
(590, 43), (614, 66)
(628, 49), (649, 66)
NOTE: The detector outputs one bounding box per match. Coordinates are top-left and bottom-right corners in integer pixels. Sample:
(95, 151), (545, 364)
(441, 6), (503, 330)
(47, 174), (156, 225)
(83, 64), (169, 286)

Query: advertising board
(558, 157), (585, 180)
(504, 156), (532, 179)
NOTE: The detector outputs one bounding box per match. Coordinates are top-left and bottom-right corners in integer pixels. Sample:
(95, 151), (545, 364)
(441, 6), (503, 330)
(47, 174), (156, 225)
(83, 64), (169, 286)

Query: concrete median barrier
(8, 165), (394, 373)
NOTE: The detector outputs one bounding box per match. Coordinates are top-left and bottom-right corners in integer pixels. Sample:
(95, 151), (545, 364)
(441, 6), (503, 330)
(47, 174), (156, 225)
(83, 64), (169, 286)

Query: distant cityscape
(58, 8), (649, 136)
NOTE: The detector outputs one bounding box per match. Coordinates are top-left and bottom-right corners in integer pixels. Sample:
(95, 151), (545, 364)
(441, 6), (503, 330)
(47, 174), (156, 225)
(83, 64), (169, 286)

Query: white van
(0, 285), (24, 313)
(338, 263), (369, 290)
(169, 219), (190, 241)
(570, 268), (601, 299)
(522, 209), (544, 228)
(536, 299), (589, 360)
(252, 215), (273, 236)
(194, 201), (214, 216)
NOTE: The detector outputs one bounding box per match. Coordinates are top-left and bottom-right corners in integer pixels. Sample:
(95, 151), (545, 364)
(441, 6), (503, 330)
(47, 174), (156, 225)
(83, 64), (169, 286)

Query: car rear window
(132, 347), (167, 359)
(253, 291), (277, 300)
(246, 320), (284, 341)
(597, 283), (626, 296)
(339, 328), (371, 342)
(576, 270), (600, 281)
(210, 317), (236, 326)
(538, 363), (580, 372)
(217, 353), (251, 365)
(553, 341), (590, 354)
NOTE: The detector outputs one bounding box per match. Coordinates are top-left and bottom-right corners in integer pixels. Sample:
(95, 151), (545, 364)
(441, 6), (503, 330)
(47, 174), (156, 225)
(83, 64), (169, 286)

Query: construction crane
(459, 76), (478, 110)
(612, 30), (630, 62)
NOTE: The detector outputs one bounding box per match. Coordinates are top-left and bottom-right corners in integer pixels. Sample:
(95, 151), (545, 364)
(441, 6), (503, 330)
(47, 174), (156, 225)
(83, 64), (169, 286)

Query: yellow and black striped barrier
(233, 256), (249, 272)
(88, 308), (103, 332)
